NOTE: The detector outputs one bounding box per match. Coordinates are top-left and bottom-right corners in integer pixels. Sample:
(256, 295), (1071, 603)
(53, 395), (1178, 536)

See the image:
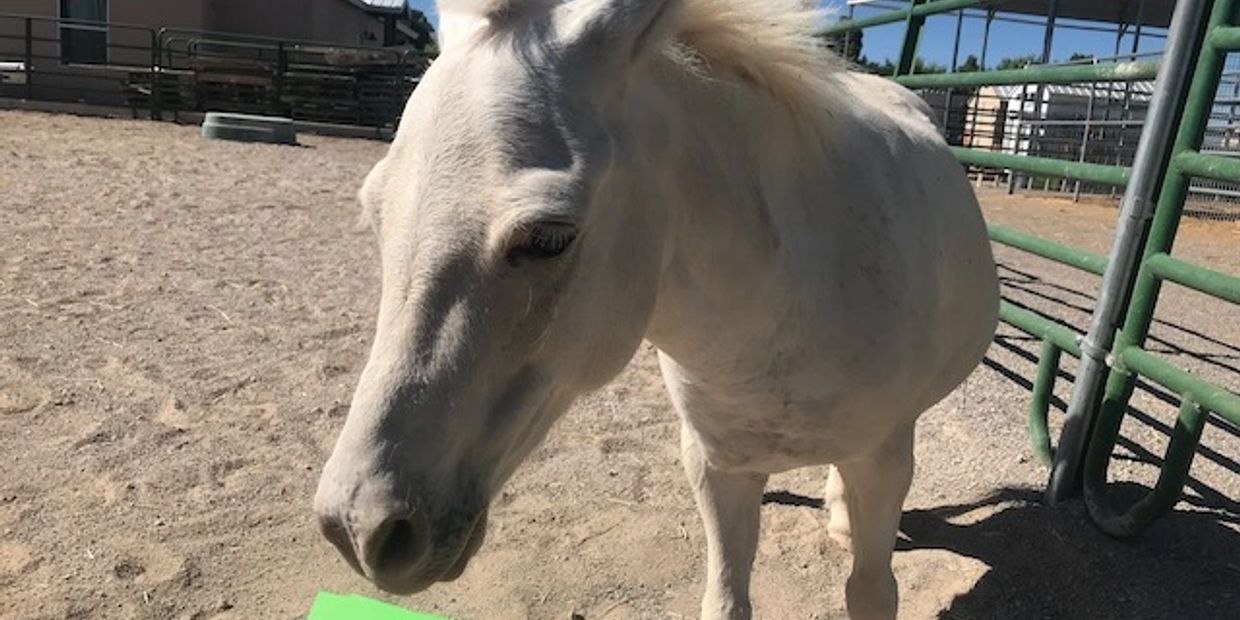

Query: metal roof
(993, 80), (1155, 101)
(341, 0), (406, 15)
(847, 0), (1176, 29)
(998, 0), (1174, 29)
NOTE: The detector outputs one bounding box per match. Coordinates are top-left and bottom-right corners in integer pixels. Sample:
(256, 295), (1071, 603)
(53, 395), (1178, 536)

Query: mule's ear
(436, 11), (488, 51)
(437, 1), (559, 51)
(555, 0), (681, 68)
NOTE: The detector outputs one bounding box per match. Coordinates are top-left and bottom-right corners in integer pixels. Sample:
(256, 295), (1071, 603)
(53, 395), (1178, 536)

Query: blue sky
(405, 1), (1166, 67)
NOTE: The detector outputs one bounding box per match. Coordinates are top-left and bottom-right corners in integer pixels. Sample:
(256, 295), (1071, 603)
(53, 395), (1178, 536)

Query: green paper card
(308, 592), (452, 620)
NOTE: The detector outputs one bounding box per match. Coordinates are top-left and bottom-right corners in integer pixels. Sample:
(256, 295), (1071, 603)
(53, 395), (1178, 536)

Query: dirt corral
(1, 110), (1237, 620)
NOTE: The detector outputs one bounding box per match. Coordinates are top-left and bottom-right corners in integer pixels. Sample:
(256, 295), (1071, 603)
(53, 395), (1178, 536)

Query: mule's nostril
(317, 511), (367, 578)
(365, 513), (431, 575)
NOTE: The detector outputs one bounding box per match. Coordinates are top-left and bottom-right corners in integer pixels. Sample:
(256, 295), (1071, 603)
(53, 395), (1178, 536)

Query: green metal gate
(823, 0), (1239, 536)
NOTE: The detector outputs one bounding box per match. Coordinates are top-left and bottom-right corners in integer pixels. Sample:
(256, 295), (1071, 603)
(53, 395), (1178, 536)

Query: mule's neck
(618, 60), (826, 377)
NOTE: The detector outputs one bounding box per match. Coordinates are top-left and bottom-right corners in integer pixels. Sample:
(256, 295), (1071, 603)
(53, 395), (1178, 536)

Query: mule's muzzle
(316, 503), (438, 594)
(316, 494), (489, 595)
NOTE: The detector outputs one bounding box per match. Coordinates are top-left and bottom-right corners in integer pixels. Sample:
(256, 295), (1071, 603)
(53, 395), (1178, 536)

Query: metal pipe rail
(998, 301), (1084, 356)
(1144, 253), (1240, 303)
(895, 61), (1160, 88)
(987, 224), (1108, 275)
(955, 148), (1132, 187)
(1173, 149), (1240, 182)
(1121, 348), (1240, 425)
(829, 0), (1239, 536)
(1016, 119), (1147, 127)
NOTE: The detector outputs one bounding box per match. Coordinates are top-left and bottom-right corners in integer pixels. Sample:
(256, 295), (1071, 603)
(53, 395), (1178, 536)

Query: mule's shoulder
(835, 72), (942, 142)
(841, 72), (933, 117)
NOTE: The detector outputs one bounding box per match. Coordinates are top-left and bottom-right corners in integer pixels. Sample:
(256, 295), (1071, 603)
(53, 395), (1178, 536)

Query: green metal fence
(825, 0), (1239, 536)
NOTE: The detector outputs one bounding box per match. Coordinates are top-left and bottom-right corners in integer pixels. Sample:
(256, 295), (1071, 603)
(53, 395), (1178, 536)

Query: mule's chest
(665, 372), (903, 473)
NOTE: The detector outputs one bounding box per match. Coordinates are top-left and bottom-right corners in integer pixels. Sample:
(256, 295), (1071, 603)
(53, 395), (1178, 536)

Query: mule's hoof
(828, 521), (853, 553)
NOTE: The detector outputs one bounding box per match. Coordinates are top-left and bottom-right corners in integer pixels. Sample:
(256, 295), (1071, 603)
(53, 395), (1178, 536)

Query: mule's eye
(508, 222), (577, 264)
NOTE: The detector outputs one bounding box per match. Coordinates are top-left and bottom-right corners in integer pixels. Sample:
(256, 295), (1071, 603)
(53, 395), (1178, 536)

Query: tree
(853, 56), (946, 76)
(400, 8), (437, 53)
(957, 54), (982, 72)
(995, 54), (1041, 70)
(913, 58), (948, 74)
(819, 18), (863, 63)
(1067, 52), (1095, 63)
(855, 56), (891, 75)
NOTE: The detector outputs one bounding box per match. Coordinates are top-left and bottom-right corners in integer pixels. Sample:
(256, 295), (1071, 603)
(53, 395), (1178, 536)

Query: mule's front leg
(835, 422), (915, 620)
(680, 425), (768, 620)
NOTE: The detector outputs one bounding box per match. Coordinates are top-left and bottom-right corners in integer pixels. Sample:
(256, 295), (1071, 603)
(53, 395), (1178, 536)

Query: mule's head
(314, 0), (680, 594)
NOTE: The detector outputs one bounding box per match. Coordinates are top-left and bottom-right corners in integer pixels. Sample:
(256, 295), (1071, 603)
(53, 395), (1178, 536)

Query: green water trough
(201, 112), (297, 145)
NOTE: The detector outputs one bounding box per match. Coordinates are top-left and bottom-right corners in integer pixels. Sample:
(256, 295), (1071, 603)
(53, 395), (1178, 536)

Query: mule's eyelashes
(506, 221), (578, 264)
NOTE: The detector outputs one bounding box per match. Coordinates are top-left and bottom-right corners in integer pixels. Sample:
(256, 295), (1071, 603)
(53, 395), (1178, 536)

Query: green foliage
(852, 55), (884, 74)
(854, 56), (946, 76)
(995, 54), (1041, 70)
(911, 57), (948, 74)
(957, 54), (982, 72)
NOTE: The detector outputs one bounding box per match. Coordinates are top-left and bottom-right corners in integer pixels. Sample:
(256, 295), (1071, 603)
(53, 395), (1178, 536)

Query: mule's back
(816, 72), (998, 398)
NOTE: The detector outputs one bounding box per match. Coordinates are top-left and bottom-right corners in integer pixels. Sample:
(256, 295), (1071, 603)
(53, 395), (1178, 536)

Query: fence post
(1045, 0), (1212, 504)
(150, 30), (161, 121)
(1073, 84), (1097, 202)
(274, 41), (286, 117)
(24, 17), (33, 100)
(895, 0), (927, 76)
(1009, 85), (1029, 193)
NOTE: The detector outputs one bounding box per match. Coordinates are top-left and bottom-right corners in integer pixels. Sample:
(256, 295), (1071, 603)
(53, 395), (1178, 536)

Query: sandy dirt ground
(0, 110), (1237, 620)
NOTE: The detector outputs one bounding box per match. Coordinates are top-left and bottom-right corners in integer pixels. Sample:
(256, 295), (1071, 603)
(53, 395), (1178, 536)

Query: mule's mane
(441, 0), (844, 103)
(669, 0), (843, 100)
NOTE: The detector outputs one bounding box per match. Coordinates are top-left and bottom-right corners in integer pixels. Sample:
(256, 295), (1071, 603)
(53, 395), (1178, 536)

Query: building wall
(1, 1), (207, 29)
(113, 1), (208, 31)
(310, 0), (384, 47)
(963, 86), (1006, 150)
(1, 1), (208, 67)
(1, 0), (56, 19)
(206, 0), (382, 47)
(0, 1), (56, 64)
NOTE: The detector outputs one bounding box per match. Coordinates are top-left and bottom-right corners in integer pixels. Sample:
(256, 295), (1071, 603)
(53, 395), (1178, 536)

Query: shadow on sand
(765, 259), (1240, 618)
(896, 487), (1240, 619)
(762, 484), (1239, 619)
